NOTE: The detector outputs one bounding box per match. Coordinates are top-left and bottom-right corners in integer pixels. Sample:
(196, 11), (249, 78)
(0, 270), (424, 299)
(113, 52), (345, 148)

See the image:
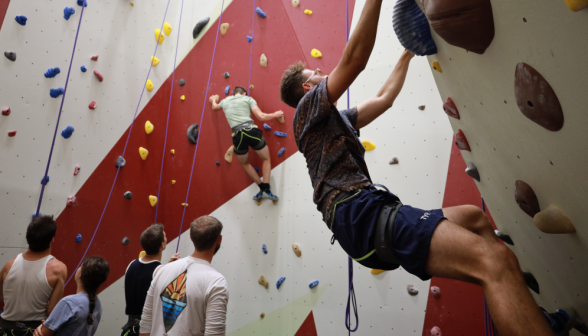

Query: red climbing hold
(93, 70), (103, 82)
(430, 286), (441, 299)
(67, 196), (76, 207)
(88, 101), (97, 110)
(430, 326), (442, 336)
(2, 107), (10, 116)
(74, 164), (81, 176)
(91, 55), (98, 61)
(454, 130), (471, 151)
(8, 131), (16, 137)
(442, 97), (460, 119)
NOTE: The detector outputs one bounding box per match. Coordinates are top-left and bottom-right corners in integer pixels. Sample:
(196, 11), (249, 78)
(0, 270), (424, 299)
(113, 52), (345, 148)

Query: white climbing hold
(260, 54), (268, 67)
(220, 23), (229, 35)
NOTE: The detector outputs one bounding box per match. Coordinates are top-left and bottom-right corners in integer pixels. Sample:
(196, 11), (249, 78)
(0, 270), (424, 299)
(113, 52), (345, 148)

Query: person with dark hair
(139, 216), (228, 336)
(0, 215), (67, 335)
(33, 256), (109, 336)
(209, 86), (284, 203)
(279, 1), (559, 335)
(120, 224), (179, 336)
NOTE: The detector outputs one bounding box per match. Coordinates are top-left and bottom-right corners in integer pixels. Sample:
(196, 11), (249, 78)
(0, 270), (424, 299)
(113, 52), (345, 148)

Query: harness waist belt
(0, 319), (43, 330)
(231, 120), (257, 134)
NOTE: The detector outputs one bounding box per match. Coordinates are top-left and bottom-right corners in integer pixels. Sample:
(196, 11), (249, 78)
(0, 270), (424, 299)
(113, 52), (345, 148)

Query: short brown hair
(190, 216), (223, 251)
(140, 224), (165, 255)
(233, 86), (247, 95)
(280, 61), (307, 108)
(27, 215), (57, 252)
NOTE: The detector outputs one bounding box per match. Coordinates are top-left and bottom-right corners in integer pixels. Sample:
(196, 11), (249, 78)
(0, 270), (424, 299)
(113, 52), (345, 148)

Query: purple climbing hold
(41, 176), (50, 185)
(278, 147), (285, 157)
(15, 16), (27, 26)
(263, 123), (271, 130)
(256, 7), (267, 18)
(44, 67), (61, 78)
(64, 7), (75, 20)
(61, 126), (74, 139)
(274, 131), (287, 137)
(50, 88), (65, 98)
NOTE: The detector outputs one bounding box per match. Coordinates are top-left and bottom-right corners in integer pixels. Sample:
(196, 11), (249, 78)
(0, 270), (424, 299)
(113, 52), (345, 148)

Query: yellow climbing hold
(260, 54), (268, 68)
(304, 9), (313, 14)
(139, 251), (146, 258)
(225, 145), (234, 163)
(145, 121), (154, 134)
(182, 203), (188, 207)
(130, 2), (134, 6)
(250, 85), (254, 90)
(311, 49), (322, 58)
(220, 23), (229, 35)
(149, 195), (157, 207)
(163, 22), (172, 36)
(371, 269), (385, 275)
(150, 56), (159, 66)
(139, 147), (149, 160)
(292, 0), (300, 7)
(180, 95), (185, 101)
(146, 80), (154, 92)
(171, 180), (176, 184)
(154, 29), (165, 44)
(564, 0), (588, 11)
(432, 61), (442, 73)
(533, 205), (576, 234)
(170, 149), (175, 155)
(361, 140), (376, 151)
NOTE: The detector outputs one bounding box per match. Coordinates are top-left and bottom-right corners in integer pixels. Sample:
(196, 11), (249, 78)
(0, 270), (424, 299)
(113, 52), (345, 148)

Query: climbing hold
(115, 156), (126, 168)
(91, 55), (98, 61)
(523, 272), (540, 294)
(15, 16), (27, 26)
(423, 0), (494, 54)
(122, 237), (130, 245)
(430, 326), (442, 336)
(361, 140), (376, 151)
(389, 157), (399, 165)
(250, 85), (254, 90)
(454, 130), (471, 151)
(67, 196), (76, 207)
(220, 23), (229, 35)
(154, 29), (165, 44)
(181, 203), (188, 207)
(44, 67), (61, 78)
(2, 107), (11, 116)
(442, 97), (460, 119)
(74, 164), (81, 176)
(180, 95), (185, 101)
(7, 130), (16, 137)
(187, 124), (199, 144)
(63, 7), (75, 20)
(256, 7), (267, 18)
(407, 285), (419, 296)
(139, 147), (149, 160)
(146, 79), (154, 92)
(150, 56), (159, 66)
(371, 269), (385, 275)
(124, 191), (132, 199)
(392, 0), (437, 56)
(247, 36), (253, 42)
(76, 234), (82, 243)
(514, 63), (563, 131)
(179, 79), (185, 86)
(163, 22), (172, 36)
(309, 280), (319, 289)
(254, 167), (259, 173)
(40, 176), (49, 185)
(93, 70), (103, 82)
(432, 61), (442, 73)
(4, 52), (16, 62)
(61, 126), (74, 139)
(292, 243), (301, 257)
(213, 95), (220, 103)
(304, 9), (313, 14)
(88, 101), (97, 110)
(139, 251), (146, 258)
(311, 49), (322, 58)
(263, 123), (271, 130)
(260, 54), (268, 67)
(274, 131), (287, 137)
(170, 149), (175, 155)
(292, 0), (300, 7)
(145, 121), (154, 134)
(171, 180), (176, 184)
(193, 17), (210, 39)
(278, 147), (285, 157)
(465, 162), (480, 182)
(278, 115), (285, 123)
(258, 275), (269, 289)
(223, 72), (230, 78)
(81, 65), (87, 72)
(262, 244), (268, 254)
(533, 205), (576, 234)
(515, 180), (540, 218)
(276, 277), (286, 289)
(494, 230), (514, 245)
(225, 146), (234, 163)
(418, 105), (426, 111)
(430, 286), (441, 299)
(564, 0), (588, 11)
(77, 0), (87, 7)
(50, 88), (65, 98)
(260, 312), (265, 318)
(225, 85), (230, 95)
(216, 161), (220, 166)
(149, 195), (157, 207)
(130, 2), (134, 6)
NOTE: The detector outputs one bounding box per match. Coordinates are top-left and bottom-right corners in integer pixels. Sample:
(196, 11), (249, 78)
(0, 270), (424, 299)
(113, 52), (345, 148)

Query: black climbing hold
(392, 0), (437, 56)
(50, 88), (64, 98)
(515, 180), (540, 218)
(122, 237), (130, 245)
(44, 67), (61, 78)
(465, 162), (480, 182)
(179, 79), (185, 86)
(4, 51), (16, 62)
(522, 272), (539, 294)
(216, 161), (220, 166)
(494, 230), (514, 245)
(187, 123), (199, 144)
(224, 72), (230, 78)
(15, 16), (27, 26)
(124, 191), (132, 199)
(40, 176), (49, 185)
(115, 156), (126, 168)
(193, 17), (210, 39)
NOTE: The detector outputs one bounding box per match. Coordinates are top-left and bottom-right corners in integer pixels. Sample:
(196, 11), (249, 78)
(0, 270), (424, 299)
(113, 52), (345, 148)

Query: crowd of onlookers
(0, 215), (228, 336)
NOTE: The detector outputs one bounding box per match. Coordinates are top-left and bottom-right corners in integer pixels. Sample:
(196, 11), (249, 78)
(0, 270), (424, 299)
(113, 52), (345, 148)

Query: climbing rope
(175, 0), (227, 252)
(64, 0), (175, 286)
(35, 1), (88, 216)
(247, 0), (257, 90)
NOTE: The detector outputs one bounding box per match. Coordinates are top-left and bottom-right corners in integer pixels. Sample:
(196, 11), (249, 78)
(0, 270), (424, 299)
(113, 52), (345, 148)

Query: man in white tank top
(0, 215), (67, 335)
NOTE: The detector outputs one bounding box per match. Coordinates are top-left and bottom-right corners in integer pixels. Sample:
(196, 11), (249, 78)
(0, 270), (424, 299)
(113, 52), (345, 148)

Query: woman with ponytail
(33, 256), (109, 336)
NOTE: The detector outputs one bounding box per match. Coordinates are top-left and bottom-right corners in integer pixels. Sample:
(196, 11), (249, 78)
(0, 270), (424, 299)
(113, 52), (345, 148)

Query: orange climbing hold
(454, 130), (471, 151)
(258, 275), (269, 289)
(432, 61), (442, 73)
(371, 269), (385, 275)
(564, 0), (588, 11)
(533, 205), (576, 234)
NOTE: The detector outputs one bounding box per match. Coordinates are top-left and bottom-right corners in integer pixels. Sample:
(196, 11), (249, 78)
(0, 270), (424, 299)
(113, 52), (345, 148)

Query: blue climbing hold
(262, 244), (267, 254)
(75, 234), (82, 243)
(63, 7), (75, 20)
(392, 0), (437, 56)
(40, 176), (49, 185)
(278, 147), (285, 157)
(81, 65), (87, 72)
(254, 167), (259, 173)
(309, 280), (319, 288)
(61, 126), (74, 139)
(32, 212), (43, 219)
(276, 276), (286, 289)
(225, 85), (230, 95)
(256, 7), (267, 18)
(274, 131), (287, 137)
(44, 67), (61, 78)
(15, 16), (27, 26)
(77, 0), (87, 7)
(263, 123), (271, 130)
(247, 35), (253, 42)
(50, 88), (64, 98)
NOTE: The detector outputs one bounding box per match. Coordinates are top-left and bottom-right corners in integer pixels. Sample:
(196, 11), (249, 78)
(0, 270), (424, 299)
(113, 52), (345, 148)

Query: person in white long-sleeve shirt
(139, 216), (228, 336)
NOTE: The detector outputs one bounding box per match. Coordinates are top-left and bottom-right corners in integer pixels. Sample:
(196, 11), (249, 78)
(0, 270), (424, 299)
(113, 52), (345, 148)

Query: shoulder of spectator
(47, 258), (67, 279)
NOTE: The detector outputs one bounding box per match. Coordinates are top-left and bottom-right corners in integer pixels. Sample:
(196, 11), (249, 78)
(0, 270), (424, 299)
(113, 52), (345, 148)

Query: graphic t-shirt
(43, 293), (102, 336)
(219, 95), (258, 128)
(293, 79), (372, 221)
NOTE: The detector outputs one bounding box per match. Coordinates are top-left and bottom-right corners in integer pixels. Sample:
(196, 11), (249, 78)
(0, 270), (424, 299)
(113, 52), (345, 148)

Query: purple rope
(482, 197), (486, 212)
(155, 0), (185, 222)
(176, 0), (227, 253)
(35, 1), (87, 216)
(64, 0), (174, 286)
(247, 0), (257, 91)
